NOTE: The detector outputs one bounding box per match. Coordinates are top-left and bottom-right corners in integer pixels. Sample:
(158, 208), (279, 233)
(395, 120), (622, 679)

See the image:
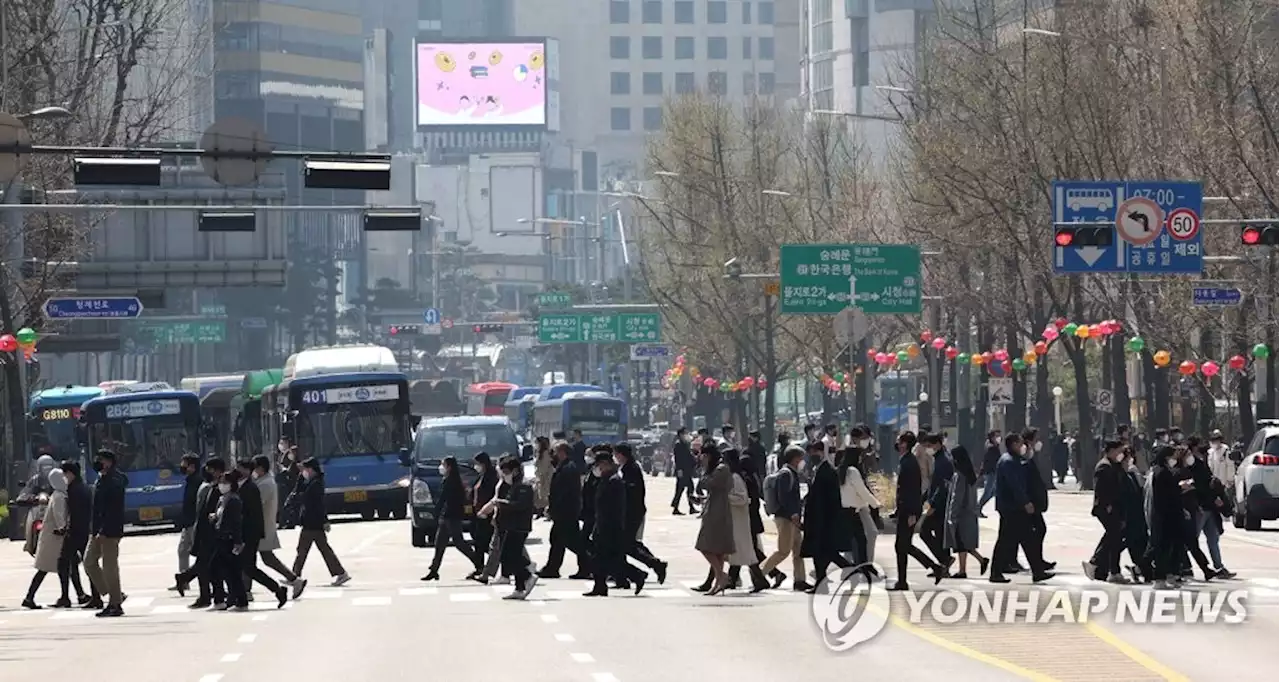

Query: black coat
(619, 459), (647, 535)
(570, 440), (588, 471)
(1092, 459), (1124, 521)
(895, 452), (924, 517)
(65, 478), (92, 550)
(1148, 465), (1186, 543)
(742, 471), (766, 536)
(191, 482), (221, 556)
(580, 470), (598, 533)
(215, 492), (244, 545)
(91, 469), (128, 538)
(436, 472), (468, 520)
(591, 473), (628, 552)
(238, 477), (266, 544)
(801, 460), (850, 557)
(1025, 458), (1049, 512)
(472, 467), (498, 510)
(496, 481), (535, 533)
(548, 459), (583, 523)
(673, 439), (696, 475)
(180, 471), (202, 530)
(980, 444), (1001, 475)
(297, 475), (329, 531)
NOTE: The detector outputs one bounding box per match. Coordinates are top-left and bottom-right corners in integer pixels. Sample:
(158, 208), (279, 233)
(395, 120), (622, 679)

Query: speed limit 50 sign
(1166, 207), (1201, 241)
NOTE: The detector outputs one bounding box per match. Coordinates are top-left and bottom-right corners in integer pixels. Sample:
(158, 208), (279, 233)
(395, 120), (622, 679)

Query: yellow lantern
(1074, 324), (1091, 339)
(970, 353), (984, 366)
(1022, 350), (1037, 365)
(1153, 350), (1171, 368)
(906, 344), (920, 359)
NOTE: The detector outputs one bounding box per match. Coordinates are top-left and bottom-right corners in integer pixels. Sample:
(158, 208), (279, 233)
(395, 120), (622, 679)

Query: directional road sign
(630, 344), (671, 360)
(538, 313), (662, 344)
(779, 244), (922, 315)
(1052, 181), (1204, 275)
(44, 296), (145, 320)
(422, 308), (440, 325)
(537, 292), (572, 309)
(1192, 286), (1243, 307)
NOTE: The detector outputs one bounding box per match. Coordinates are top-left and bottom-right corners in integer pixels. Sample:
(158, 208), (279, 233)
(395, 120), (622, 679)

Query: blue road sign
(422, 308), (441, 325)
(44, 297), (144, 319)
(1052, 181), (1204, 275)
(1192, 286), (1242, 307)
(630, 343), (671, 359)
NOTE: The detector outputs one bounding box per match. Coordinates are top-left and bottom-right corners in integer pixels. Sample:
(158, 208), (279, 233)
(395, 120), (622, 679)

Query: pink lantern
(675, 354), (686, 364)
(1088, 325), (1104, 339)
(874, 352), (889, 365)
(920, 330), (934, 343)
(1201, 361), (1220, 378)
(1228, 355), (1247, 371)
(1001, 360), (1012, 374)
(702, 377), (715, 387)
(0, 335), (15, 353)
(930, 337), (946, 351)
(757, 378), (769, 390)
(1043, 326), (1059, 341)
(945, 346), (960, 360)
(993, 349), (1009, 362)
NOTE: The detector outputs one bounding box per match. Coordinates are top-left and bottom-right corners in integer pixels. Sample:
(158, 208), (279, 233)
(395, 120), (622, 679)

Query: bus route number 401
(301, 390), (327, 405)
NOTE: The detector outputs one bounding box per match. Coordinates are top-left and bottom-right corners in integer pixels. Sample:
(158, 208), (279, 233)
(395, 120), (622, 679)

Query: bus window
(90, 416), (196, 472)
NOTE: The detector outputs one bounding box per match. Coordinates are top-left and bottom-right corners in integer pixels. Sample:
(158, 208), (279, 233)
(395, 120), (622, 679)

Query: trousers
(293, 529), (346, 577)
(83, 536), (123, 606)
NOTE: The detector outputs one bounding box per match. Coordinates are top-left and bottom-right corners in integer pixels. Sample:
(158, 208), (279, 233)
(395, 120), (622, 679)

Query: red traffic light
(1054, 229), (1074, 247)
(389, 326), (398, 335)
(1242, 223), (1278, 245)
(1243, 227), (1261, 244)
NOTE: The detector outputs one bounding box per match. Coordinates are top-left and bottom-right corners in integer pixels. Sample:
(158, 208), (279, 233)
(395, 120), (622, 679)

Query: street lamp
(762, 189), (791, 197)
(1052, 386), (1064, 433)
(919, 391), (929, 403)
(15, 106), (73, 121)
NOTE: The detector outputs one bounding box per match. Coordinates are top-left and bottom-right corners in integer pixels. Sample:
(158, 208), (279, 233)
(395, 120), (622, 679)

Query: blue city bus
(264, 345), (412, 521)
(181, 373), (246, 461)
(531, 391), (627, 446)
(535, 383), (603, 401)
(81, 384), (204, 525)
(502, 386), (543, 435)
(876, 370), (926, 432)
(29, 385), (104, 464)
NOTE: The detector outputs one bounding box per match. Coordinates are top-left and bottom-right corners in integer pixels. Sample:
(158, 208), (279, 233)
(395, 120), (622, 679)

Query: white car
(1232, 420), (1279, 530)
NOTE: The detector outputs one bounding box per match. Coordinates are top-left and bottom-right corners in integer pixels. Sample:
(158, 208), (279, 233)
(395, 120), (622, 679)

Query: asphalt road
(0, 476), (1275, 681)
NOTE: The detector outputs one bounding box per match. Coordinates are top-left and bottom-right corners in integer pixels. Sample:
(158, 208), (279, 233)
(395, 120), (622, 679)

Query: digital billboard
(416, 41), (547, 128)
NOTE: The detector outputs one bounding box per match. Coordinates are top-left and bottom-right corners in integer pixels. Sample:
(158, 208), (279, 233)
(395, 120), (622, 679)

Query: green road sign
(136, 321), (227, 344)
(537, 292), (572, 309)
(779, 243), (922, 315)
(537, 312), (662, 344)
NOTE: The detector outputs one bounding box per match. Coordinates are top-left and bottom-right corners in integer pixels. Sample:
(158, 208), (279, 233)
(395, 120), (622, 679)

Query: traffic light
(1054, 226), (1114, 248)
(473, 323), (503, 334)
(388, 324), (420, 336)
(1241, 222), (1278, 246)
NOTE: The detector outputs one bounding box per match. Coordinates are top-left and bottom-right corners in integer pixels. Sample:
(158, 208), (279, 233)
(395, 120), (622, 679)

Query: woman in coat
(22, 469), (69, 609)
(801, 444), (853, 590)
(838, 447), (880, 568)
(943, 446), (989, 578)
(1146, 446), (1189, 589)
(727, 455), (784, 590)
(724, 449), (771, 592)
(423, 456), (484, 580)
(693, 446), (734, 595)
(534, 436), (554, 516)
(291, 458), (351, 587)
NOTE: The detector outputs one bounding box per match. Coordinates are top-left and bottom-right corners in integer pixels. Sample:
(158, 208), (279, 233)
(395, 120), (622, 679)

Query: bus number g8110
(40, 407), (77, 421)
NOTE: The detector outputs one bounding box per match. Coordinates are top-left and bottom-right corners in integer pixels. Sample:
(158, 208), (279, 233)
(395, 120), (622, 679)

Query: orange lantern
(1152, 351), (1171, 368)
(1022, 350), (1037, 365)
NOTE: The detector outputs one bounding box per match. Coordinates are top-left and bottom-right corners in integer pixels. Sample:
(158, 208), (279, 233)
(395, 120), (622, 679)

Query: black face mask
(92, 460), (104, 473)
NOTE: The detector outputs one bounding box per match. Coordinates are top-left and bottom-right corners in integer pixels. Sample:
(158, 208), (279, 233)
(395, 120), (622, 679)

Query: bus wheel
(376, 507), (391, 521)
(391, 505), (408, 521)
(360, 509), (376, 521)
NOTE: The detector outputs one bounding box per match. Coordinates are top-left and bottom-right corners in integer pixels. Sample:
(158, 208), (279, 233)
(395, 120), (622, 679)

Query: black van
(399, 416), (521, 547)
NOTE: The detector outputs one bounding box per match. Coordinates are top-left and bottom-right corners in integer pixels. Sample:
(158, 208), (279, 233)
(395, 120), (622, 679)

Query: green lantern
(957, 352), (971, 364)
(1012, 358), (1026, 371)
(1253, 343), (1271, 360)
(14, 327), (36, 346)
(1125, 336), (1145, 353)
(1063, 323), (1079, 337)
(834, 372), (846, 383)
(896, 350), (909, 363)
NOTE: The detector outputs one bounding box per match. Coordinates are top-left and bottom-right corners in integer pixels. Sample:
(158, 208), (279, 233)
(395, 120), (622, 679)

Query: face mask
(1166, 457), (1178, 468)
(1033, 442), (1043, 452)
(301, 470), (313, 480)
(92, 461), (104, 473)
(278, 443), (288, 454)
(218, 483), (231, 494)
(1184, 455), (1195, 467)
(1172, 434), (1184, 443)
(796, 459), (807, 471)
(438, 464), (448, 476)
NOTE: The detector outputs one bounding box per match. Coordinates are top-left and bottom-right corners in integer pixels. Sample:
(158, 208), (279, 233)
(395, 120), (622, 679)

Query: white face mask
(218, 483), (231, 494)
(1166, 457), (1178, 468)
(438, 464), (448, 476)
(1184, 455), (1195, 467)
(278, 443), (288, 454)
(1033, 441), (1043, 452)
(858, 438), (872, 448)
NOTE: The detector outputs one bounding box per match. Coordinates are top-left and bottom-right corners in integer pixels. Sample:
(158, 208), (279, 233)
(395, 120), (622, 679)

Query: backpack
(763, 467), (788, 516)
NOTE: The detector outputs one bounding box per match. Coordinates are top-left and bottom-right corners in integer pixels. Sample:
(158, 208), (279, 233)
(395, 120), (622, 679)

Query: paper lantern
(15, 327), (36, 347)
(1063, 323), (1079, 336)
(993, 349), (1009, 362)
(1034, 341), (1048, 355)
(742, 376), (755, 388)
(896, 351), (909, 363)
(703, 377), (715, 387)
(1253, 344), (1271, 360)
(22, 347), (33, 360)
(1088, 325), (1104, 339)
(874, 352), (889, 365)
(834, 372), (846, 383)
(980, 351), (993, 364)
(906, 344), (920, 359)
(920, 330), (933, 343)
(757, 378), (769, 390)
(930, 337), (946, 350)
(1043, 327), (1059, 341)
(957, 352), (971, 364)
(1126, 336), (1145, 353)
(1178, 360), (1197, 376)
(970, 353), (983, 366)
(1054, 317), (1069, 330)
(1228, 355), (1247, 371)
(675, 354), (686, 364)
(1022, 350), (1037, 365)
(0, 335), (15, 353)
(1074, 325), (1090, 339)
(1153, 350), (1171, 367)
(1201, 361), (1220, 378)
(866, 348), (878, 359)
(945, 346), (960, 360)
(1012, 358), (1026, 371)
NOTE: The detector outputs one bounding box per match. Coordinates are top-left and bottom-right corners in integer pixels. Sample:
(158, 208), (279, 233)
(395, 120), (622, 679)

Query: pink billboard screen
(416, 42), (547, 127)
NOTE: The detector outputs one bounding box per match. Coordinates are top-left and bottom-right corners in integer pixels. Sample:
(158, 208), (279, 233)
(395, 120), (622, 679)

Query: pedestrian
(918, 433), (954, 573)
(989, 433), (1050, 583)
(723, 448), (771, 592)
(838, 444), (881, 567)
(173, 454), (203, 586)
(57, 461), (91, 607)
(1118, 448), (1153, 583)
(473, 454), (536, 585)
(576, 446), (601, 581)
(759, 445), (808, 591)
(584, 451), (647, 596)
(744, 430), (767, 476)
(534, 436), (554, 517)
(291, 458), (351, 587)
(670, 428), (699, 515)
(252, 455), (307, 598)
(726, 453), (784, 590)
(539, 443), (586, 578)
(977, 430), (1002, 516)
(1175, 443), (1218, 581)
(1020, 428), (1055, 577)
(1052, 434), (1070, 484)
(21, 468), (70, 609)
(1147, 446), (1189, 589)
(83, 449), (127, 617)
(1206, 430), (1235, 507)
(693, 444), (734, 595)
(944, 446), (989, 578)
(211, 469), (248, 611)
(1186, 441), (1235, 579)
(469, 452), (499, 577)
(891, 432), (941, 590)
(176, 458), (226, 607)
(1084, 439), (1130, 583)
(234, 459), (289, 608)
(422, 456), (484, 580)
(494, 456), (538, 600)
(614, 443), (668, 583)
(802, 441), (855, 592)
(569, 429), (588, 471)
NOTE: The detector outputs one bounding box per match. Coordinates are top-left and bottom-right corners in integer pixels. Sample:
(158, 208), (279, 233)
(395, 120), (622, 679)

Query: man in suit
(614, 443), (667, 584)
(670, 428), (699, 515)
(236, 459), (289, 607)
(990, 433), (1050, 583)
(891, 434), (942, 591)
(584, 452), (647, 596)
(175, 458), (226, 607)
(918, 433), (955, 571)
(539, 443), (587, 578)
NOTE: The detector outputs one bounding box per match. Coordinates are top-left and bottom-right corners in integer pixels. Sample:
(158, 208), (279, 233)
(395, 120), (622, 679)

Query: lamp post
(1052, 386), (1064, 433)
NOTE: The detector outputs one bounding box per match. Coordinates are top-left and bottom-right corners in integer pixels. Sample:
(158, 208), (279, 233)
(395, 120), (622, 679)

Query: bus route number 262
(301, 390), (326, 405)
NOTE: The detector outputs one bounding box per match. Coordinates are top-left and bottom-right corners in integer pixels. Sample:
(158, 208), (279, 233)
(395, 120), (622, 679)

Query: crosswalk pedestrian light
(1241, 223), (1278, 246)
(1054, 227), (1113, 248)
(473, 323), (503, 334)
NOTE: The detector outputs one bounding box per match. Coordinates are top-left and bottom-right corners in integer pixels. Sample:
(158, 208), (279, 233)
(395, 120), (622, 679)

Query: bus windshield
(415, 424), (519, 464)
(296, 400), (408, 459)
(30, 414), (80, 460)
(565, 399), (625, 438)
(89, 414), (196, 471)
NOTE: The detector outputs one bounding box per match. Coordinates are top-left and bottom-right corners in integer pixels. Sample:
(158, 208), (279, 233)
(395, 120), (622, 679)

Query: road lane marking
(237, 634), (257, 644)
(554, 633), (575, 642)
(869, 604), (1057, 682)
(352, 596), (392, 606)
(570, 653), (595, 663)
(51, 611), (94, 620)
(1084, 622), (1190, 682)
(591, 674), (620, 682)
(252, 615), (269, 622)
(198, 675), (224, 682)
(304, 589), (343, 599)
(450, 593), (491, 602)
(540, 614), (559, 623)
(348, 529), (392, 555)
(546, 590), (584, 600)
(219, 653), (241, 663)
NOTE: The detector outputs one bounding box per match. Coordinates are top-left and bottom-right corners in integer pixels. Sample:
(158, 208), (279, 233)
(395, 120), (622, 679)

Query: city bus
(81, 382), (204, 525)
(180, 373), (246, 460)
(263, 345), (412, 521)
(535, 383), (603, 401)
(231, 369), (283, 459)
(29, 385), (104, 463)
(502, 386), (543, 435)
(531, 391), (627, 446)
(465, 381), (518, 416)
